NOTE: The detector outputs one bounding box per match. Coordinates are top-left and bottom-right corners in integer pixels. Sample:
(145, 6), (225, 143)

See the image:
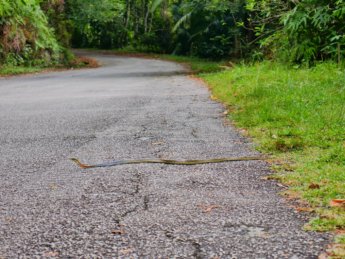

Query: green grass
(0, 56), (99, 77)
(200, 62), (345, 231)
(158, 55), (224, 73)
(0, 65), (44, 76)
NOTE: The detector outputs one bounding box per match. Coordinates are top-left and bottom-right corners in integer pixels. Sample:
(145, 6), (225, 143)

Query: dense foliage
(0, 0), (65, 66)
(1, 0), (345, 64)
(249, 0), (345, 64)
(66, 0), (127, 49)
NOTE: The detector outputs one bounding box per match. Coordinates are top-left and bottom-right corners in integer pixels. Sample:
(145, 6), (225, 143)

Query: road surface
(0, 52), (329, 258)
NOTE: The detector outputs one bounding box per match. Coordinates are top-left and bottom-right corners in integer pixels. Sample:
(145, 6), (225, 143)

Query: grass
(192, 61), (344, 258)
(158, 54), (224, 73)
(0, 56), (99, 77)
(0, 65), (44, 76)
(200, 62), (345, 230)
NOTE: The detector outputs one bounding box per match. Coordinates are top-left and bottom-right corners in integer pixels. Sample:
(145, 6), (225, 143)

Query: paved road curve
(0, 53), (329, 258)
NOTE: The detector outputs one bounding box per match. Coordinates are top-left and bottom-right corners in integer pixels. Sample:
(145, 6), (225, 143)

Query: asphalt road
(0, 52), (329, 258)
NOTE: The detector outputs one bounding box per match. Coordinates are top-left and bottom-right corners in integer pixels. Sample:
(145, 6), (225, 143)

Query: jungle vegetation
(1, 0), (345, 65)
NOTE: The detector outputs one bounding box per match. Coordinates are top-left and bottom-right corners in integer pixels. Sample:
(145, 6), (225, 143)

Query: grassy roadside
(120, 51), (345, 256)
(186, 60), (344, 258)
(0, 56), (99, 77)
(158, 55), (224, 73)
(201, 62), (345, 224)
(151, 54), (344, 257)
(0, 66), (44, 76)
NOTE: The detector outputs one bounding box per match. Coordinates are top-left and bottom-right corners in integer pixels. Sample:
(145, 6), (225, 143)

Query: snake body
(70, 156), (265, 169)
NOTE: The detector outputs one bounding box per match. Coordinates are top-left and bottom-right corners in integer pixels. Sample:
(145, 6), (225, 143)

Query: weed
(0, 65), (43, 76)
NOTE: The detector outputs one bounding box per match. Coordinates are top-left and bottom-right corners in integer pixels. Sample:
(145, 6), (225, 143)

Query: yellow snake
(70, 156), (266, 169)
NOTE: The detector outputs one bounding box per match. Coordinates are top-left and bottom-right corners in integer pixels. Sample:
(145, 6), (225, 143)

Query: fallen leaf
(261, 175), (276, 180)
(119, 248), (133, 255)
(326, 243), (345, 257)
(239, 128), (249, 136)
(296, 207), (314, 213)
(308, 183), (320, 190)
(277, 183), (288, 188)
(111, 229), (126, 235)
(5, 217), (14, 223)
(49, 183), (58, 190)
(198, 204), (221, 213)
(335, 229), (345, 235)
(210, 95), (217, 101)
(318, 252), (328, 259)
(151, 141), (165, 146)
(43, 251), (59, 257)
(330, 199), (345, 208)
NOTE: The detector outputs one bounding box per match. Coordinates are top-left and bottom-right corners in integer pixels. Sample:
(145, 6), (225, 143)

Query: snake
(70, 156), (266, 169)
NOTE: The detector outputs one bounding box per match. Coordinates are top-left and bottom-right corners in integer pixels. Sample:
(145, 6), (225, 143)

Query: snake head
(70, 158), (93, 169)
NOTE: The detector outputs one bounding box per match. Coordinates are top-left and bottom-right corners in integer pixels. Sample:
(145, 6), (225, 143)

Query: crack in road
(191, 240), (204, 259)
(143, 195), (150, 211)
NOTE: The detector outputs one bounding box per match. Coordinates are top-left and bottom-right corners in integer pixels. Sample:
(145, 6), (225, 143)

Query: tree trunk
(125, 0), (131, 29)
(144, 0), (150, 33)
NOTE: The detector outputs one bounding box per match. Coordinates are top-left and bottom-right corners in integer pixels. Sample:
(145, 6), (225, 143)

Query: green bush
(0, 0), (62, 66)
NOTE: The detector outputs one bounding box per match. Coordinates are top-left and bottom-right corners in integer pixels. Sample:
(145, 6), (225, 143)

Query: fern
(0, 0), (62, 66)
(150, 0), (164, 13)
(0, 0), (11, 17)
(173, 11), (192, 32)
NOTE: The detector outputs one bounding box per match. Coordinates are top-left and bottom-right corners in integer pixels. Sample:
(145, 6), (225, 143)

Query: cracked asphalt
(0, 52), (329, 258)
